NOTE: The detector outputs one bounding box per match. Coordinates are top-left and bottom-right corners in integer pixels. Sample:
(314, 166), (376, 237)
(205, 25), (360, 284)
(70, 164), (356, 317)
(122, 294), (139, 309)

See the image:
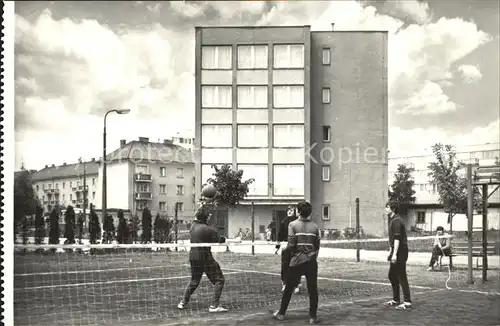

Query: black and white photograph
(2, 1), (500, 325)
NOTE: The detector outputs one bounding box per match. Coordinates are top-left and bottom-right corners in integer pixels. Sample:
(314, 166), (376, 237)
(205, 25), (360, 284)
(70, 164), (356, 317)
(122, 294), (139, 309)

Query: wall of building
(407, 208), (500, 232)
(94, 161), (133, 212)
(33, 174), (99, 212)
(195, 26), (312, 205)
(227, 204), (290, 239)
(93, 160), (195, 222)
(143, 161), (195, 221)
(309, 32), (388, 236)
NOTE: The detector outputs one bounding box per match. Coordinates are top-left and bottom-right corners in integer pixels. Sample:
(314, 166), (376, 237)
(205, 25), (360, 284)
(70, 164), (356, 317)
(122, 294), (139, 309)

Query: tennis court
(14, 244), (500, 326)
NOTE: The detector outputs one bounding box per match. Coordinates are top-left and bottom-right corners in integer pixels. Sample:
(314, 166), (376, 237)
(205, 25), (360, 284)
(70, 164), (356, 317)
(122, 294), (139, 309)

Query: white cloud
(169, 1), (206, 18)
(14, 2), (494, 170)
(390, 0), (431, 24)
(394, 80), (458, 115)
(457, 64), (483, 83)
(390, 120), (500, 157)
(256, 2), (490, 116)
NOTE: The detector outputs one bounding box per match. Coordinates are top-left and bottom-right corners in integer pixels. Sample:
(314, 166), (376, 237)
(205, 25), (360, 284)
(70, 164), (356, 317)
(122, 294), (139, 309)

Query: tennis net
(13, 235), (496, 326)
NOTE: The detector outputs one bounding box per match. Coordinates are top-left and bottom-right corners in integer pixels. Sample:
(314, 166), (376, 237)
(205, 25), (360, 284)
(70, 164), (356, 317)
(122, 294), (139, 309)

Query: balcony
(77, 198), (87, 204)
(76, 185), (88, 193)
(135, 173), (152, 182)
(44, 188), (60, 194)
(135, 192), (152, 200)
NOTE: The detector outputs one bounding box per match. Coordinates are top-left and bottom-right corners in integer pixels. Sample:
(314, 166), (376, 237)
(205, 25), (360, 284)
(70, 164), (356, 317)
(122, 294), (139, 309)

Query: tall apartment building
(389, 142), (500, 231)
(195, 25), (388, 237)
(31, 160), (100, 213)
(171, 135), (195, 151)
(93, 137), (195, 222)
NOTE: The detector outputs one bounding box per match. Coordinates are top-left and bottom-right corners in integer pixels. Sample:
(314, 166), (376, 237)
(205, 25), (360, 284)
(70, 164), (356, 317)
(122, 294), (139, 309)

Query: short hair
(195, 205), (212, 222)
(436, 226), (444, 232)
(297, 201), (312, 218)
(386, 201), (399, 214)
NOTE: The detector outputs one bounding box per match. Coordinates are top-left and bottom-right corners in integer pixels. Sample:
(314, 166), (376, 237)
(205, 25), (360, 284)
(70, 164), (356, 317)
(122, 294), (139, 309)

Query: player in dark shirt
(279, 206), (301, 294)
(385, 201), (412, 310)
(178, 204), (228, 313)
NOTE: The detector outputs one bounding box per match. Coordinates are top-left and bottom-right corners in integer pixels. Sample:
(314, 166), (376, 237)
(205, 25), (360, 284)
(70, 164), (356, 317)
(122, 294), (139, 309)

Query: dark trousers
(429, 245), (451, 267)
(388, 246), (411, 303)
(182, 259), (225, 307)
(279, 260), (318, 318)
(281, 248), (301, 286)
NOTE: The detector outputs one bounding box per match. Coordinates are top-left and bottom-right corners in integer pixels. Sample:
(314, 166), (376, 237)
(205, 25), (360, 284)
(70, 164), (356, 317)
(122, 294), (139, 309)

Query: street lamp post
(102, 109), (130, 225)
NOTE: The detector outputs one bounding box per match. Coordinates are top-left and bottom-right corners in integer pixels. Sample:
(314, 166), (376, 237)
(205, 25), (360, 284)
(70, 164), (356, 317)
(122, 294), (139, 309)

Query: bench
(443, 241), (496, 269)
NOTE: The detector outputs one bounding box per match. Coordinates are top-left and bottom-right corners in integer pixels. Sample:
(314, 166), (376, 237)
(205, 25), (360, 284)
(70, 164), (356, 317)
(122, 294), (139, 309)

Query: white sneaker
(177, 301), (187, 309)
(294, 287), (300, 294)
(395, 302), (412, 310)
(209, 305), (228, 313)
(384, 300), (399, 306)
(426, 267), (433, 271)
(281, 284), (286, 292)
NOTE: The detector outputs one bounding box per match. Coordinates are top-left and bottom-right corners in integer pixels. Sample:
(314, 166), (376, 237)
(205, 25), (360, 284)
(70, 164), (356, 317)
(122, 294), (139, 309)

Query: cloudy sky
(14, 0), (499, 170)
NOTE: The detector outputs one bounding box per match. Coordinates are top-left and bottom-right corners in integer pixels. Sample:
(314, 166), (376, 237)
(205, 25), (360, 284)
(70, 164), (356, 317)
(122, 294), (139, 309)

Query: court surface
(14, 249), (500, 326)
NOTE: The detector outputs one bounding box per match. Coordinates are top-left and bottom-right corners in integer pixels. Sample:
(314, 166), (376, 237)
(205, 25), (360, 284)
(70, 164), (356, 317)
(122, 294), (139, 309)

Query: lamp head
(116, 109), (131, 114)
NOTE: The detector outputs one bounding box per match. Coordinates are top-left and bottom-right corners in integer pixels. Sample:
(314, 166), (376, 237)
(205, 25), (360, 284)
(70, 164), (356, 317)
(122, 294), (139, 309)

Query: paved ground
(14, 243), (500, 326)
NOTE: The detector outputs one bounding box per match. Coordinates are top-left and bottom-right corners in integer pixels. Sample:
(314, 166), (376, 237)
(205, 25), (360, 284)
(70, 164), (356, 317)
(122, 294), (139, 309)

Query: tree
(77, 212), (85, 244)
(128, 214), (141, 243)
(141, 208), (153, 243)
(102, 214), (116, 243)
(21, 216), (30, 245)
(388, 164), (417, 218)
(14, 171), (39, 241)
(88, 208), (101, 244)
(154, 213), (172, 244)
(117, 210), (129, 244)
(64, 205), (76, 244)
(206, 164), (254, 207)
(153, 213), (162, 243)
(34, 205), (45, 245)
(427, 143), (481, 231)
(48, 208), (59, 245)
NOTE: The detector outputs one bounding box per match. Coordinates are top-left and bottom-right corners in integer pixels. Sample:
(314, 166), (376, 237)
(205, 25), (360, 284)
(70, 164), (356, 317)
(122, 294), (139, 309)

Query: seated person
(427, 226), (452, 271)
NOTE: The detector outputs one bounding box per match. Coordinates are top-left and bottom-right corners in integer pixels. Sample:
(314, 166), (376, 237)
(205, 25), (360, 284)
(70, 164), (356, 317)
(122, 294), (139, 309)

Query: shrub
(117, 210), (129, 244)
(64, 206), (76, 244)
(89, 209), (101, 244)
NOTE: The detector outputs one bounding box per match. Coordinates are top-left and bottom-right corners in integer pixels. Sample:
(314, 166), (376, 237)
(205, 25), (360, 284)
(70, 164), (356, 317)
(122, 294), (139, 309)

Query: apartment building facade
(31, 160), (100, 213)
(195, 25), (388, 237)
(93, 137), (195, 222)
(388, 142), (500, 231)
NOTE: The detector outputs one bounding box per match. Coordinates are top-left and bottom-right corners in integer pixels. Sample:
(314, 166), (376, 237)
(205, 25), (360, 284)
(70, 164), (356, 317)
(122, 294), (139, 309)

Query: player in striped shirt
(273, 201), (320, 324)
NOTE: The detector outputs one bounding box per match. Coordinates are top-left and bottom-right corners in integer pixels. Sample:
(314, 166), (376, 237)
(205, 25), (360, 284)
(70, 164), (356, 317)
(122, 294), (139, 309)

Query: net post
(251, 201), (255, 256)
(356, 198), (360, 262)
(174, 203), (179, 252)
(467, 164), (474, 284)
(482, 183), (488, 283)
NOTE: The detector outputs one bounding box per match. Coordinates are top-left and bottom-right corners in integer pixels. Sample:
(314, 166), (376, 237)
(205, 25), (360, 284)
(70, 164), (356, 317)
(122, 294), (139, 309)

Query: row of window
(138, 166), (184, 178)
(202, 45), (305, 70)
(202, 85), (306, 108)
(158, 202), (184, 212)
(202, 85), (332, 108)
(36, 179), (96, 192)
(138, 202), (185, 212)
(40, 192), (96, 203)
(201, 124), (332, 148)
(137, 184), (185, 195)
(202, 164), (305, 196)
